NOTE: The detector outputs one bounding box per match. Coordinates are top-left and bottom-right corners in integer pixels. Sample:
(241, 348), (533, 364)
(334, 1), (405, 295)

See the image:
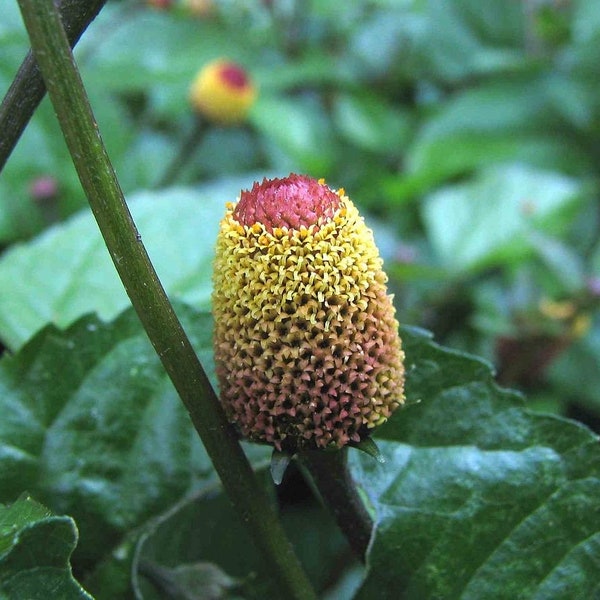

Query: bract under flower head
(189, 59), (256, 125)
(213, 175), (405, 451)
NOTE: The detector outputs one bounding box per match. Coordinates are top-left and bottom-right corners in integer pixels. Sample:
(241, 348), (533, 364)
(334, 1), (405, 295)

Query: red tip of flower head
(234, 174), (341, 232)
(219, 63), (249, 89)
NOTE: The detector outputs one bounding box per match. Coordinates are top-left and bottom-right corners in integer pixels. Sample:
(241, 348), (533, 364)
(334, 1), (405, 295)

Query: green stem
(300, 448), (373, 561)
(154, 117), (208, 189)
(0, 0), (107, 174)
(16, 1), (317, 598)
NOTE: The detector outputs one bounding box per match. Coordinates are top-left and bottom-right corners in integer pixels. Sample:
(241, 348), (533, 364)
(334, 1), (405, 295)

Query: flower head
(213, 175), (405, 451)
(189, 59), (256, 125)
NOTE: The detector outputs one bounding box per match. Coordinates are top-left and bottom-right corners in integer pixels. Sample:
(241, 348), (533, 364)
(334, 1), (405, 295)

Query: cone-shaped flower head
(189, 59), (256, 125)
(213, 175), (405, 452)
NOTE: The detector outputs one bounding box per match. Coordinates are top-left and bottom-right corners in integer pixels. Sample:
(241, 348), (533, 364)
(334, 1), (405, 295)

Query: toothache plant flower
(189, 59), (256, 125)
(213, 175), (405, 452)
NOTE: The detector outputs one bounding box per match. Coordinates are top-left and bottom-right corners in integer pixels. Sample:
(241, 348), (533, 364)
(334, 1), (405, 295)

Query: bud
(189, 60), (257, 125)
(587, 276), (600, 298)
(29, 175), (59, 203)
(213, 175), (405, 452)
(184, 0), (215, 17)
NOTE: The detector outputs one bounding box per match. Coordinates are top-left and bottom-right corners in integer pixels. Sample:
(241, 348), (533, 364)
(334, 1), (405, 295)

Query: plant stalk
(300, 448), (373, 561)
(16, 1), (317, 598)
(0, 0), (107, 174)
(154, 117), (208, 189)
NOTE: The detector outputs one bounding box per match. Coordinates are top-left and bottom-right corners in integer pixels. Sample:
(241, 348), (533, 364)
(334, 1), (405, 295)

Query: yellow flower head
(213, 175), (405, 451)
(189, 59), (257, 125)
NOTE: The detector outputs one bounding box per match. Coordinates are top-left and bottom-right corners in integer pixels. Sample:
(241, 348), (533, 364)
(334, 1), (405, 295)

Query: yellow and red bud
(189, 59), (257, 125)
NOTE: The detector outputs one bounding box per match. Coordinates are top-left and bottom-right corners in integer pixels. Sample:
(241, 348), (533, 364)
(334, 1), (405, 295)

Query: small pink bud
(29, 176), (58, 203)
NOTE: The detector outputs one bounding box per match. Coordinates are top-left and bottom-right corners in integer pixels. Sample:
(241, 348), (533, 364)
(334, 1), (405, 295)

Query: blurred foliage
(1, 0), (600, 596)
(2, 0), (599, 421)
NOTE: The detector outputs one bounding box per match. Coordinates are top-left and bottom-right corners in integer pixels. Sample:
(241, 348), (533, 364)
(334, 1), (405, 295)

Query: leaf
(77, 5), (238, 93)
(254, 51), (354, 93)
(0, 180), (251, 350)
(0, 303), (265, 573)
(528, 232), (586, 293)
(352, 326), (600, 599)
(137, 560), (240, 600)
(401, 78), (593, 199)
(250, 95), (336, 174)
(0, 302), (272, 594)
(422, 163), (583, 273)
(347, 5), (425, 79)
(573, 0), (600, 44)
(133, 485), (278, 600)
(548, 323), (600, 417)
(0, 0), (25, 38)
(421, 0), (527, 82)
(331, 93), (412, 155)
(400, 133), (591, 201)
(0, 494), (92, 599)
(134, 471), (355, 600)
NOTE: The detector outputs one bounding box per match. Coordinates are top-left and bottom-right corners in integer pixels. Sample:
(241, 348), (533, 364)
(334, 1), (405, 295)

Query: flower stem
(0, 0), (107, 174)
(154, 117), (208, 189)
(16, 1), (316, 598)
(300, 448), (374, 561)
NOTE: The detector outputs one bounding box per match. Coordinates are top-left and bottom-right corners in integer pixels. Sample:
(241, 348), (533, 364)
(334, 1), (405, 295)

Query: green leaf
(137, 559), (240, 600)
(0, 304), (230, 567)
(0, 303), (273, 594)
(0, 494), (92, 599)
(77, 6), (239, 93)
(134, 471), (355, 600)
(573, 0), (600, 44)
(402, 79), (592, 198)
(422, 163), (583, 273)
(133, 485), (278, 600)
(0, 181), (248, 350)
(352, 326), (600, 599)
(416, 0), (527, 82)
(254, 51), (354, 93)
(331, 93), (411, 155)
(401, 133), (590, 201)
(548, 323), (600, 417)
(0, 0), (25, 38)
(250, 95), (336, 174)
(528, 232), (586, 293)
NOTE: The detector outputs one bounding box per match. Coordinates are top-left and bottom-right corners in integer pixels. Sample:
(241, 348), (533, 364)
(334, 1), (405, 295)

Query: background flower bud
(213, 174), (405, 452)
(189, 59), (257, 125)
(146, 0), (174, 10)
(29, 175), (59, 203)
